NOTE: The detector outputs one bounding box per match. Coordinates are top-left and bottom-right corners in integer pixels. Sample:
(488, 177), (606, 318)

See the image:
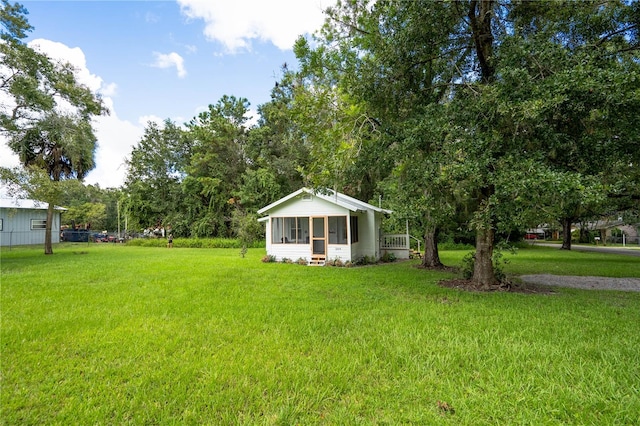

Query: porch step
(309, 255), (326, 266)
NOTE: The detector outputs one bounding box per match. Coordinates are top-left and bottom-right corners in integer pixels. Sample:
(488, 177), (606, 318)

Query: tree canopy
(1, 0), (107, 253)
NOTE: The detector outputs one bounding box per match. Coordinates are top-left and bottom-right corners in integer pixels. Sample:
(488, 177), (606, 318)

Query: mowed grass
(1, 244), (639, 424)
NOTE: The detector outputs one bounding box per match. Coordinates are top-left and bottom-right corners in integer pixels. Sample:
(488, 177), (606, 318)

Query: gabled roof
(257, 187), (392, 215)
(0, 198), (66, 211)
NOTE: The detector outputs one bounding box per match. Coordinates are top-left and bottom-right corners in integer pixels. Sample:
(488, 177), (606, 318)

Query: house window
(31, 219), (47, 230)
(350, 216), (359, 243)
(328, 216), (348, 245)
(0, 218), (3, 231)
(272, 217), (309, 244)
(272, 218), (283, 244)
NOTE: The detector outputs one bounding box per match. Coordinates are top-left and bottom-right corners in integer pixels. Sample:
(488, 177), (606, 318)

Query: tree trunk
(561, 217), (572, 250)
(472, 227), (498, 289)
(45, 202), (54, 255)
(469, 0), (495, 83)
(422, 226), (443, 268)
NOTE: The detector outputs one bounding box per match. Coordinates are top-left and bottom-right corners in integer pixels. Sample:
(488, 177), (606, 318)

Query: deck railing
(381, 234), (410, 250)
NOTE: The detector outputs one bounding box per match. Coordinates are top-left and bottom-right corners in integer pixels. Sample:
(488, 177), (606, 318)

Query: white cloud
(138, 115), (165, 128)
(151, 52), (187, 78)
(177, 0), (327, 53)
(100, 82), (118, 98)
(1, 39), (144, 189)
(87, 110), (143, 189)
(245, 106), (259, 128)
(30, 39), (104, 92)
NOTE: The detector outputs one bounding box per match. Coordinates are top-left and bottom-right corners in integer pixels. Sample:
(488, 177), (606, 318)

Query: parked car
(61, 229), (90, 242)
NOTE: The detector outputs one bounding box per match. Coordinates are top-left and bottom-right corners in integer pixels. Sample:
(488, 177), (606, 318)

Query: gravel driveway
(520, 274), (640, 292)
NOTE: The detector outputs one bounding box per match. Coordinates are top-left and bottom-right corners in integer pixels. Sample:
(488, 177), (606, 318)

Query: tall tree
(500, 0), (640, 250)
(183, 95), (250, 237)
(294, 0), (471, 268)
(1, 1), (107, 254)
(123, 119), (189, 234)
(241, 67), (309, 208)
(294, 0), (639, 288)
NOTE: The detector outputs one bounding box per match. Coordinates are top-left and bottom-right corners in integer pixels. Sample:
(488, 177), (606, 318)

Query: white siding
(269, 195), (349, 217)
(350, 210), (379, 260)
(269, 245), (312, 262)
(261, 191), (389, 263)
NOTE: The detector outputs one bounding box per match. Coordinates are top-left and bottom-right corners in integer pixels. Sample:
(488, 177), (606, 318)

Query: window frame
(31, 219), (47, 230)
(272, 217), (309, 244)
(328, 215), (348, 245)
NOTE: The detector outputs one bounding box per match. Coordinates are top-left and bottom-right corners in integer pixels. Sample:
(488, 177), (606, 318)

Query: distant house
(0, 199), (65, 247)
(257, 188), (409, 265)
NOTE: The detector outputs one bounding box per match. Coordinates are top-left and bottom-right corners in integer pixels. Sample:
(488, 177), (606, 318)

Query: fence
(606, 236), (640, 245)
(381, 234), (409, 250)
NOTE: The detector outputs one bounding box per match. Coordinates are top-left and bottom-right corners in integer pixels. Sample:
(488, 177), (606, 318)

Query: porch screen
(328, 216), (348, 244)
(272, 217), (309, 244)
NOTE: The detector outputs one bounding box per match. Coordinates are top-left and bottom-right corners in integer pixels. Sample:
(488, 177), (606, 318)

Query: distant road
(531, 242), (640, 257)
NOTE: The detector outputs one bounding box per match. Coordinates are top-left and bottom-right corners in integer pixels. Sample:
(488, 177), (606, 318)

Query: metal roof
(0, 198), (67, 211)
(257, 187), (392, 215)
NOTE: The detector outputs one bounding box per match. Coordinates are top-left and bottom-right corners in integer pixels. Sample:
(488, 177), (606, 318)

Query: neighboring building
(0, 199), (65, 247)
(258, 188), (408, 265)
(592, 219), (640, 245)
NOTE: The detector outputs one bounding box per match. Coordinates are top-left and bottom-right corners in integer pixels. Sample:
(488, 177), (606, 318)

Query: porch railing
(381, 234), (410, 250)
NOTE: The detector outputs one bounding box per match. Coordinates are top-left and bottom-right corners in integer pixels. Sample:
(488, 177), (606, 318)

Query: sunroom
(258, 188), (406, 265)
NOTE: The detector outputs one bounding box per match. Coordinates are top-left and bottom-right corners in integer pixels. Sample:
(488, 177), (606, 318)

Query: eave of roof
(257, 187), (392, 215)
(0, 198), (67, 211)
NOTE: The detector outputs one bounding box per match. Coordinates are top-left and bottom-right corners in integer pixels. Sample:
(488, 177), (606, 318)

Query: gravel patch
(520, 274), (640, 292)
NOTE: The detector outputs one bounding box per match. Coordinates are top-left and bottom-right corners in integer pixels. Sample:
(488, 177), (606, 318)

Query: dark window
(350, 216), (359, 243)
(31, 219), (47, 230)
(328, 216), (348, 244)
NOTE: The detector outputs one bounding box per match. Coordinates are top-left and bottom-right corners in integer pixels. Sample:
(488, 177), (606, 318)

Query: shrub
(461, 252), (475, 280)
(296, 257), (308, 265)
(261, 254), (277, 263)
(380, 252), (396, 263)
(281, 257), (293, 264)
(127, 238), (265, 249)
(355, 255), (376, 266)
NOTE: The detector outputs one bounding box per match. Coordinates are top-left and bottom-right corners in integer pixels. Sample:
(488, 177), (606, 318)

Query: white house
(258, 188), (409, 265)
(0, 199), (65, 247)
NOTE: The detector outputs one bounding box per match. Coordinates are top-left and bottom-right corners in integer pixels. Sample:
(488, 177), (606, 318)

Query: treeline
(118, 0), (639, 288)
(4, 1), (638, 286)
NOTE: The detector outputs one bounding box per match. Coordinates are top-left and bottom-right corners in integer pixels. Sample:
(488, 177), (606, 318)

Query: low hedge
(126, 238), (265, 249)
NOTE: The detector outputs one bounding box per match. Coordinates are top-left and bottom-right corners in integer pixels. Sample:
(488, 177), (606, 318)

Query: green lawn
(2, 244), (639, 424)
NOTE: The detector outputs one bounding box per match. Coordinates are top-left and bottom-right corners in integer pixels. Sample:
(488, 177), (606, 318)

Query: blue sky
(1, 0), (327, 188)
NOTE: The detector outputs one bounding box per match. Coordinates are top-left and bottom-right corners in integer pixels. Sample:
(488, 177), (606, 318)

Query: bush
(355, 255), (376, 266)
(261, 254), (277, 263)
(296, 257), (308, 265)
(380, 252), (396, 263)
(126, 238), (265, 249)
(461, 252), (475, 280)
